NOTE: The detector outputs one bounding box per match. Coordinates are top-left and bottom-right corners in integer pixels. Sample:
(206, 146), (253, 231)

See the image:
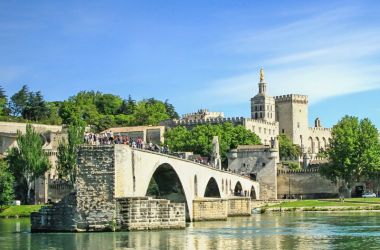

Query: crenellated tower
(274, 94), (309, 150)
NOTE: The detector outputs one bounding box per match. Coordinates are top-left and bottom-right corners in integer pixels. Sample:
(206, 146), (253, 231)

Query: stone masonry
(192, 198), (228, 221)
(31, 145), (186, 232)
(228, 197), (251, 216)
(75, 145), (116, 231)
(117, 197), (185, 230)
(192, 197), (252, 221)
(31, 192), (77, 232)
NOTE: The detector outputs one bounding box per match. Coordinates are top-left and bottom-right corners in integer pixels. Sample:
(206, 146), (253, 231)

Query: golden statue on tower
(260, 67), (264, 82)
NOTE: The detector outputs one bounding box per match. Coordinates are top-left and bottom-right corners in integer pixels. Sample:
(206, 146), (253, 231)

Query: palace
(164, 68), (332, 161)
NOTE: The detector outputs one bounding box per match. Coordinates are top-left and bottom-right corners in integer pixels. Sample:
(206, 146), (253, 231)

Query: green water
(1, 212), (380, 249)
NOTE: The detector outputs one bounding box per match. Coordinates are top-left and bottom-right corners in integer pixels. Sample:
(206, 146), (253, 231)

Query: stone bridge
(112, 145), (259, 221)
(32, 145), (260, 232)
(77, 145), (259, 221)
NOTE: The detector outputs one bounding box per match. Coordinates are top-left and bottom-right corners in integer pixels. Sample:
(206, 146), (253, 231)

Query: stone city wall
(277, 170), (339, 199)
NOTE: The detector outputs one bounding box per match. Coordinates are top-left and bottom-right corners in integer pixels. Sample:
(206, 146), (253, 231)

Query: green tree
(23, 91), (49, 121)
(119, 95), (137, 115)
(10, 85), (29, 116)
(278, 134), (301, 160)
(164, 99), (179, 119)
(56, 123), (85, 183)
(7, 124), (50, 204)
(133, 99), (170, 125)
(95, 94), (123, 115)
(95, 115), (116, 132)
(58, 100), (82, 125)
(41, 101), (63, 125)
(0, 160), (14, 208)
(320, 116), (380, 197)
(0, 85), (9, 116)
(165, 123), (261, 163)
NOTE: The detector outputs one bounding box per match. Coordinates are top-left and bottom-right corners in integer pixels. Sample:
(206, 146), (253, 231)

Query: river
(1, 212), (380, 249)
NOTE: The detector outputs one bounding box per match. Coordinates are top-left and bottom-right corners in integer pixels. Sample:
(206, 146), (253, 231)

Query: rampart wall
(277, 169), (339, 199)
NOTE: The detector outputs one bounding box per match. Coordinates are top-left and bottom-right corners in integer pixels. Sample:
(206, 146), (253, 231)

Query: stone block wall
(193, 198), (228, 221)
(32, 145), (187, 232)
(75, 145), (116, 231)
(31, 192), (77, 232)
(117, 197), (185, 230)
(277, 171), (339, 199)
(228, 197), (251, 216)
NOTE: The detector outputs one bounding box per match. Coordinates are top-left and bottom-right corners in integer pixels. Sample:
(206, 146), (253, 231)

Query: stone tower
(250, 68), (276, 122)
(274, 94), (309, 150)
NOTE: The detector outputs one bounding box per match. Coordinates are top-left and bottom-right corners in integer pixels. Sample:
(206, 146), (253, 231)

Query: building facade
(163, 68), (331, 161)
(0, 122), (70, 204)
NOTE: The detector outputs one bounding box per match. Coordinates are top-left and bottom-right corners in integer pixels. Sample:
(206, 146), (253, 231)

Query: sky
(1, 1), (380, 128)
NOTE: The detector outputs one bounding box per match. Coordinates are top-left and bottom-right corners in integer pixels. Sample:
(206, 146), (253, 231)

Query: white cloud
(199, 4), (380, 107)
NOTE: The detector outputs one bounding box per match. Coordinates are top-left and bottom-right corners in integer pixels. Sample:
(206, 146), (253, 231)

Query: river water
(1, 212), (380, 249)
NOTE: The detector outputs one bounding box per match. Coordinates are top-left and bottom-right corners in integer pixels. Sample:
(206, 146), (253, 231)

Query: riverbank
(265, 198), (380, 212)
(0, 205), (43, 218)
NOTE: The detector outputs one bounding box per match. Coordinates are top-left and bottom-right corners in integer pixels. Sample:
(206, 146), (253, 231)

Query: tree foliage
(7, 124), (50, 204)
(56, 123), (85, 183)
(164, 123), (261, 162)
(3, 86), (179, 131)
(0, 85), (9, 116)
(320, 116), (380, 196)
(0, 160), (14, 208)
(278, 134), (301, 160)
(10, 85), (29, 116)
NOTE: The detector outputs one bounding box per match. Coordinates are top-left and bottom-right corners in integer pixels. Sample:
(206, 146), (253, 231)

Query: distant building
(162, 68), (332, 162)
(0, 122), (69, 204)
(182, 109), (224, 120)
(102, 125), (165, 145)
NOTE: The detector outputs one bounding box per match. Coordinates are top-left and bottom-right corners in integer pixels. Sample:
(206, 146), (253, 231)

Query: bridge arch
(204, 177), (221, 198)
(145, 163), (190, 220)
(234, 181), (243, 196)
(250, 185), (257, 199)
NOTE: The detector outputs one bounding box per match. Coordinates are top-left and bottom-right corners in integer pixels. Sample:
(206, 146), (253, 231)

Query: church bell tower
(250, 68), (275, 122)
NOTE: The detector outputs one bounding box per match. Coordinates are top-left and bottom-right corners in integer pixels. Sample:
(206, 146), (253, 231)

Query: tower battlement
(308, 127), (332, 132)
(274, 94), (308, 104)
(162, 117), (245, 128)
(182, 109), (224, 120)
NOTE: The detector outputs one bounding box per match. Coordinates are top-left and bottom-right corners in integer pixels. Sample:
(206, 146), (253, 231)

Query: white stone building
(182, 109), (224, 120)
(164, 68), (331, 160)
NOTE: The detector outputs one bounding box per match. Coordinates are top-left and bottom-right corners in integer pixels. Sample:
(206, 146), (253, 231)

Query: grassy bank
(0, 205), (44, 218)
(266, 198), (380, 212)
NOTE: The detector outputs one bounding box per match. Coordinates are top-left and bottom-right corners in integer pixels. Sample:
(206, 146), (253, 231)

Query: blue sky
(1, 1), (380, 128)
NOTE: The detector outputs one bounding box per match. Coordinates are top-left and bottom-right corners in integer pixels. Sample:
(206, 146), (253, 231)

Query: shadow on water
(2, 213), (380, 249)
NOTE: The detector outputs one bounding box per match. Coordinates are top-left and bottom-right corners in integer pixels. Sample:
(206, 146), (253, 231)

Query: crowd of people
(83, 131), (169, 153)
(83, 131), (225, 169)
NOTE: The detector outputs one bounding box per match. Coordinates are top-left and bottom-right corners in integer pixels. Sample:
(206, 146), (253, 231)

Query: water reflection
(2, 213), (380, 249)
